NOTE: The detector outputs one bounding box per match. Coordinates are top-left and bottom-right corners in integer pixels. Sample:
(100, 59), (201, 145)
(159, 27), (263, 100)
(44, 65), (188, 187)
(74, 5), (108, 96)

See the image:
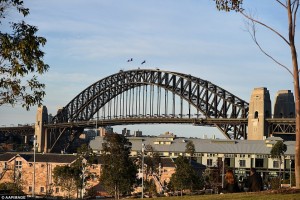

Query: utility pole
(96, 111), (99, 136)
(33, 135), (36, 198)
(222, 157), (225, 189)
(81, 160), (86, 199)
(290, 159), (292, 187)
(141, 143), (145, 199)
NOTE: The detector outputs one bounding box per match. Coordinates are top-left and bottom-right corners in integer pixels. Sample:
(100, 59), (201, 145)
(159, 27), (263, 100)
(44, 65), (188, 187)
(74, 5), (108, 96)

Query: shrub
(269, 177), (280, 189)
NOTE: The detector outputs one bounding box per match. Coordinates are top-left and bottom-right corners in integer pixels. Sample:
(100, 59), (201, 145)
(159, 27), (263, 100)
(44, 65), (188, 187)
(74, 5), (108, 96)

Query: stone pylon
(273, 90), (295, 118)
(35, 105), (48, 152)
(248, 87), (271, 140)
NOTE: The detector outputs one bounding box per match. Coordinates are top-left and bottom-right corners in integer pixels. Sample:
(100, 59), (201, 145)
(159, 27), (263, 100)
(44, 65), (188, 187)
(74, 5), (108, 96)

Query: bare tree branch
(246, 19), (293, 77)
(240, 10), (290, 45)
(291, 0), (299, 12)
(276, 0), (288, 8)
(293, 0), (299, 37)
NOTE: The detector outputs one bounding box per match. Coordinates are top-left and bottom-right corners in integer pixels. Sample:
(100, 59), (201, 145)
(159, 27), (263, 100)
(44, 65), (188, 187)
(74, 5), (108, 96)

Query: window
(55, 188), (59, 193)
(4, 162), (8, 169)
(255, 158), (264, 168)
(239, 160), (246, 167)
(273, 161), (279, 168)
(15, 161), (22, 169)
(29, 186), (32, 192)
(254, 111), (258, 118)
(224, 158), (231, 167)
(207, 159), (213, 166)
(40, 187), (45, 193)
(17, 172), (22, 179)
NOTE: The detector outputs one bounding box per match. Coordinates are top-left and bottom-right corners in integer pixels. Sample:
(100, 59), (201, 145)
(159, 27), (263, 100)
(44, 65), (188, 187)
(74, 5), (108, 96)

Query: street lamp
(141, 143), (145, 199)
(33, 135), (37, 198)
(290, 159), (292, 187)
(81, 160), (86, 199)
(222, 157), (225, 189)
(95, 111), (99, 136)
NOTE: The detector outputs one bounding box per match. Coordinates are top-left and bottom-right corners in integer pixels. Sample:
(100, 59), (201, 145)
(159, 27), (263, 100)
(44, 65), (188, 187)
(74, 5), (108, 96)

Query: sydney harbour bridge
(0, 69), (295, 153)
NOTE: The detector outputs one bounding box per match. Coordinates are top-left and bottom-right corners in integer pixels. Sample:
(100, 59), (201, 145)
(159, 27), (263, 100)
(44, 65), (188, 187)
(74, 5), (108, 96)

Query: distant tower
(248, 88), (271, 140)
(273, 90), (295, 118)
(35, 105), (48, 152)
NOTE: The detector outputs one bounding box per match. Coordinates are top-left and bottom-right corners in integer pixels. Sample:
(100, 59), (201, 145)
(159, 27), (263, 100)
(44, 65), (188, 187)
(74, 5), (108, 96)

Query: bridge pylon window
(254, 111), (258, 119)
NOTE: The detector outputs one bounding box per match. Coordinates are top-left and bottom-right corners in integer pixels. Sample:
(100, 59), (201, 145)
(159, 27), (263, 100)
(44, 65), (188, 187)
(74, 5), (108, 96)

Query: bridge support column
(248, 87), (271, 140)
(34, 106), (48, 152)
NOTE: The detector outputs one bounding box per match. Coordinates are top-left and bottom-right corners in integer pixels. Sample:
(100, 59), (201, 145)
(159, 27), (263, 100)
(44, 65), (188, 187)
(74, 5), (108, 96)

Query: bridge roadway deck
(0, 117), (295, 134)
(266, 118), (295, 124)
(44, 117), (249, 129)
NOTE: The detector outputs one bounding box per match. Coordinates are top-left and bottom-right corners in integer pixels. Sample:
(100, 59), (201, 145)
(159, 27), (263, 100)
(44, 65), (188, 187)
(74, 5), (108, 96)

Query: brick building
(0, 152), (176, 198)
(0, 153), (102, 198)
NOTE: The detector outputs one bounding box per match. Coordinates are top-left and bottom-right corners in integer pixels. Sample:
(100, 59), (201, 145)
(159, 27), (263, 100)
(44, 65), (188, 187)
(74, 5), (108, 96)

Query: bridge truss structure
(0, 69), (296, 153)
(46, 69), (249, 152)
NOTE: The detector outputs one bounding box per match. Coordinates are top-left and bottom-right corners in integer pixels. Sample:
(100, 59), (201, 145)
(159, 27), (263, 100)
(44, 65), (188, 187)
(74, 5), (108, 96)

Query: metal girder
(0, 125), (34, 136)
(270, 123), (295, 134)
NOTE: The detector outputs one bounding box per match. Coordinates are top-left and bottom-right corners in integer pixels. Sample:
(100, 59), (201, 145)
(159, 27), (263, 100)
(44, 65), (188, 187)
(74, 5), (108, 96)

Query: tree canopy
(169, 156), (203, 196)
(0, 0), (49, 109)
(53, 165), (80, 199)
(185, 140), (195, 161)
(99, 133), (137, 199)
(271, 141), (287, 158)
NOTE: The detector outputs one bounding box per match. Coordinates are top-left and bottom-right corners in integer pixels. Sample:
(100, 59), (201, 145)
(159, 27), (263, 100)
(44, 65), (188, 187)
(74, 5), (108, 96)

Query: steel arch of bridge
(52, 69), (249, 139)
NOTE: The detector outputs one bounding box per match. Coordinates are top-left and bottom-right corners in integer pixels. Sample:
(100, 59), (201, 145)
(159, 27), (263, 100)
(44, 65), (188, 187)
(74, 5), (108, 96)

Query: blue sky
(0, 0), (296, 138)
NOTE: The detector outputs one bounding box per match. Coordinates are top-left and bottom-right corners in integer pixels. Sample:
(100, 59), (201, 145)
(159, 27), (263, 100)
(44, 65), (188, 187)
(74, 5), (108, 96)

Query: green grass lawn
(151, 192), (300, 200)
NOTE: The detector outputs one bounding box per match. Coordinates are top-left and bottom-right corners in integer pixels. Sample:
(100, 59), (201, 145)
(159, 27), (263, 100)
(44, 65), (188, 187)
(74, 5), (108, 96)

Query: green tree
(0, 169), (25, 195)
(99, 133), (137, 199)
(169, 156), (202, 196)
(144, 179), (157, 197)
(0, 182), (24, 195)
(185, 140), (195, 162)
(271, 140), (288, 187)
(0, 0), (49, 109)
(213, 0), (300, 188)
(142, 145), (161, 179)
(70, 144), (98, 198)
(271, 141), (288, 158)
(53, 165), (79, 199)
